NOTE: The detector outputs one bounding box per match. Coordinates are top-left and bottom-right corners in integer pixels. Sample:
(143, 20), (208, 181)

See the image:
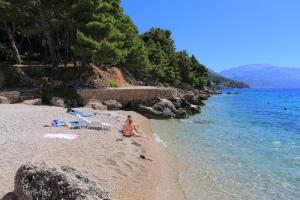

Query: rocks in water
(50, 96), (65, 107)
(133, 87), (219, 119)
(86, 99), (108, 110)
(136, 97), (202, 119)
(152, 98), (176, 113)
(103, 99), (122, 110)
(0, 96), (10, 104)
(5, 163), (111, 200)
(23, 98), (42, 105)
(0, 91), (20, 103)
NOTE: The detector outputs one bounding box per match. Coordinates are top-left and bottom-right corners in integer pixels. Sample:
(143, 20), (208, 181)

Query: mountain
(220, 64), (300, 88)
(207, 69), (249, 89)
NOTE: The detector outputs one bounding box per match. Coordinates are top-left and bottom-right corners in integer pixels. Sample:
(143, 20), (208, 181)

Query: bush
(107, 79), (118, 88)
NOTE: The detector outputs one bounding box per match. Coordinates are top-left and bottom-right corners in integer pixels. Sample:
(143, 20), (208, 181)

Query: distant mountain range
(220, 64), (300, 88)
(207, 69), (249, 89)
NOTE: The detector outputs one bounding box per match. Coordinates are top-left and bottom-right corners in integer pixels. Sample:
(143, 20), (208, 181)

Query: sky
(121, 0), (300, 72)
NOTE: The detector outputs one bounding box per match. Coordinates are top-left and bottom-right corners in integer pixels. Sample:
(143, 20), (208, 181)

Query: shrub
(107, 79), (118, 88)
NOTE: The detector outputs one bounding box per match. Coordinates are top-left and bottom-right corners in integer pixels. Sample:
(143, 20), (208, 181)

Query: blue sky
(121, 0), (300, 72)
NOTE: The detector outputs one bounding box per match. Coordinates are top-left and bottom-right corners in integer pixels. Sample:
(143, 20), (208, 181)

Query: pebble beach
(0, 104), (185, 200)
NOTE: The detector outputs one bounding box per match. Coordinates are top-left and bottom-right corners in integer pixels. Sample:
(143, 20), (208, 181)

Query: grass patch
(108, 79), (118, 88)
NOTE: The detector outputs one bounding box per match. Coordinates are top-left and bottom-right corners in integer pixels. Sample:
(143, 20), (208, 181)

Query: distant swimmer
(284, 107), (288, 110)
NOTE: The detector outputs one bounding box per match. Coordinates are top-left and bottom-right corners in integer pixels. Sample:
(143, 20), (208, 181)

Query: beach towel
(51, 119), (65, 127)
(43, 134), (80, 140)
(68, 110), (95, 117)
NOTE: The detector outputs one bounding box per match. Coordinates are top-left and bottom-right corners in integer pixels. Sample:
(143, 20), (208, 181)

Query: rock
(190, 104), (200, 114)
(1, 192), (18, 200)
(152, 98), (176, 112)
(50, 96), (64, 107)
(103, 99), (122, 110)
(86, 99), (108, 110)
(136, 104), (175, 119)
(10, 163), (111, 200)
(23, 98), (42, 105)
(0, 96), (10, 104)
(169, 96), (183, 109)
(0, 91), (20, 103)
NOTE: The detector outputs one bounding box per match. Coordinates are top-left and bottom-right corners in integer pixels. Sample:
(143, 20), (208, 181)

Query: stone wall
(77, 87), (177, 105)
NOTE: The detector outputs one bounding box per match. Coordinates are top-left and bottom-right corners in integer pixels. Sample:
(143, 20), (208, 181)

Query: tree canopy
(0, 0), (208, 88)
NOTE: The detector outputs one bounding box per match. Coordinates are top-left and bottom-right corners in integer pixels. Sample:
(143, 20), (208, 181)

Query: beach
(0, 104), (185, 200)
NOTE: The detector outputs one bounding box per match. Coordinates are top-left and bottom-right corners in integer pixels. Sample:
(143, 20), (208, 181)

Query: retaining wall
(77, 87), (177, 105)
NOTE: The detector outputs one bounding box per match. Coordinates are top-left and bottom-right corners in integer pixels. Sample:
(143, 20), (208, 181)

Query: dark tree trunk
(38, 9), (58, 67)
(3, 22), (21, 64)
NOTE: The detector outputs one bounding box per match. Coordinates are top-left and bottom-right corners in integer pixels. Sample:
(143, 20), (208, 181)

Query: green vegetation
(0, 0), (210, 89)
(107, 79), (118, 88)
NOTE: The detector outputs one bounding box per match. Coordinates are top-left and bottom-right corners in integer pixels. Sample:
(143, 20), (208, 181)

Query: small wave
(154, 133), (167, 148)
(180, 119), (211, 124)
(271, 141), (281, 146)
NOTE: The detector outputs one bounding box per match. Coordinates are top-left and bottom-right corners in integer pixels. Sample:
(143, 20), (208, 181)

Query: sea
(151, 88), (300, 200)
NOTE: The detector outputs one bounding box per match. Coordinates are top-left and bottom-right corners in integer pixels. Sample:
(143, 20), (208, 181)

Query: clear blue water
(151, 89), (300, 200)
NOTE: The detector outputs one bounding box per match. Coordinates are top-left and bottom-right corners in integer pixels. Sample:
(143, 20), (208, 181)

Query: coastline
(114, 111), (186, 200)
(0, 105), (185, 200)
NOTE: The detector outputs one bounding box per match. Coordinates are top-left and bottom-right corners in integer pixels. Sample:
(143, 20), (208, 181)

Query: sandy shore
(0, 104), (185, 200)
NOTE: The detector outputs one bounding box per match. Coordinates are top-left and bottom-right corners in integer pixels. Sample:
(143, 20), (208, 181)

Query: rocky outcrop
(0, 91), (20, 103)
(131, 88), (218, 119)
(0, 96), (10, 104)
(1, 163), (111, 200)
(50, 96), (65, 107)
(86, 99), (108, 110)
(136, 97), (201, 119)
(103, 99), (122, 110)
(23, 98), (42, 105)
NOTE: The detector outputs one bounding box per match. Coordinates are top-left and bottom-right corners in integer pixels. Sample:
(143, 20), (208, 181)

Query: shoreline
(0, 105), (185, 200)
(114, 111), (186, 199)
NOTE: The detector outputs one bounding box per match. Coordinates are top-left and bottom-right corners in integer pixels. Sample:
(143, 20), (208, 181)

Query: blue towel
(52, 119), (65, 127)
(69, 111), (95, 117)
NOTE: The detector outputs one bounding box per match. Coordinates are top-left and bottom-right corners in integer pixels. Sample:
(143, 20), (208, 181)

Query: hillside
(220, 64), (300, 88)
(207, 69), (249, 89)
(0, 1), (207, 90)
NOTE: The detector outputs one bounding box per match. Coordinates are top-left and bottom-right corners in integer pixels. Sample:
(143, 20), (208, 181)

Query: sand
(0, 104), (185, 200)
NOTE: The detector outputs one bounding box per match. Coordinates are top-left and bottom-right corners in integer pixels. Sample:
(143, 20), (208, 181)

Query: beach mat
(43, 134), (80, 140)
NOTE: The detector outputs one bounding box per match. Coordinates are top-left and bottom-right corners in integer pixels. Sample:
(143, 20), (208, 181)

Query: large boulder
(23, 98), (42, 106)
(86, 99), (108, 110)
(136, 98), (177, 119)
(136, 105), (175, 119)
(0, 91), (20, 103)
(152, 98), (176, 112)
(7, 163), (111, 200)
(0, 96), (10, 104)
(50, 97), (65, 107)
(103, 100), (122, 110)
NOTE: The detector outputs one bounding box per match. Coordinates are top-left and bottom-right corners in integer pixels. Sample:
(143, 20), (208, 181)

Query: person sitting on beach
(123, 115), (143, 135)
(122, 119), (142, 137)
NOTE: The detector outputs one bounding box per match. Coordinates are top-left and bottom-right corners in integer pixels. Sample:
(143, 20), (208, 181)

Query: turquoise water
(151, 89), (300, 200)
